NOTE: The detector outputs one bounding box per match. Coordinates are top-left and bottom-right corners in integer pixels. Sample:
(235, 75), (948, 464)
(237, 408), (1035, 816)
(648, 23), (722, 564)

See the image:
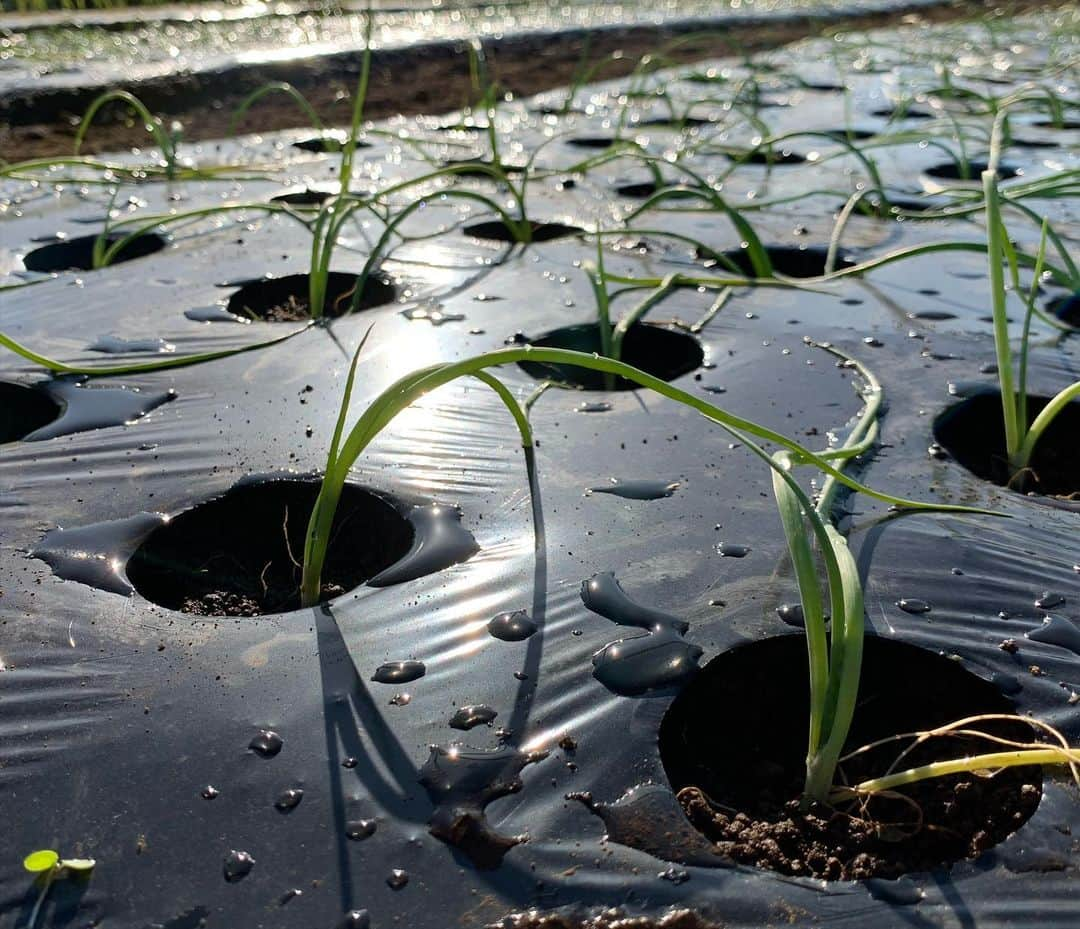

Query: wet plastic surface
(1, 12), (1079, 929)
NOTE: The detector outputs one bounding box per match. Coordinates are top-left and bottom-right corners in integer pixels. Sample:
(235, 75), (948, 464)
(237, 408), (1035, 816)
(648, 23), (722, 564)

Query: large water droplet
(275, 788), (303, 812)
(249, 729), (283, 757)
(372, 660), (426, 684)
(346, 819), (377, 841)
(587, 478), (680, 500)
(449, 704), (498, 731)
(386, 869), (409, 890)
(896, 598), (932, 614)
(1035, 591), (1066, 611)
(488, 609), (537, 642)
(717, 542), (751, 558)
(223, 850), (255, 883)
(1027, 616), (1080, 656)
(776, 603), (804, 627)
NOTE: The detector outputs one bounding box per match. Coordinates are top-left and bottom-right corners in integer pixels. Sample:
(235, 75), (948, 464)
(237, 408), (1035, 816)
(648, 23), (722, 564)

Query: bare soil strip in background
(0, 0), (1045, 160)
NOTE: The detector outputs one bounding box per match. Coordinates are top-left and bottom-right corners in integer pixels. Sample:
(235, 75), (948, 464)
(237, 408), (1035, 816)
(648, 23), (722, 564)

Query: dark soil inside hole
(270, 188), (334, 206)
(566, 136), (622, 149)
(515, 322), (703, 390)
(723, 147), (805, 165)
(1047, 291), (1079, 327)
(615, 182), (697, 200)
(291, 135), (370, 153)
(443, 158), (528, 178)
(820, 128), (878, 141)
(23, 232), (166, 272)
(0, 382), (62, 444)
(660, 635), (1042, 880)
(463, 220), (583, 243)
(701, 245), (855, 278)
(924, 160), (1020, 181)
(225, 271), (396, 321)
(1031, 119), (1080, 130)
(639, 117), (715, 129)
(933, 390), (1080, 497)
(126, 479), (414, 616)
(869, 106), (935, 120)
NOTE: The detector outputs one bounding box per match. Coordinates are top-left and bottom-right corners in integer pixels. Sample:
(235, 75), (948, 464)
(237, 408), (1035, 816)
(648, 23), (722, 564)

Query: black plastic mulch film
(1, 12), (1078, 929)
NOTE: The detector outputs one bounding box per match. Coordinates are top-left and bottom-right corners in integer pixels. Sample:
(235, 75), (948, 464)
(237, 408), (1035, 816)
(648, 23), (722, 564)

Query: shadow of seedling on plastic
(316, 448), (551, 911)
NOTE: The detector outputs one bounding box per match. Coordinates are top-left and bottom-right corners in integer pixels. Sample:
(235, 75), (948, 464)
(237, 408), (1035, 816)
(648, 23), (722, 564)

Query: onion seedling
(299, 341), (1078, 811)
(982, 114), (1080, 488)
(74, 90), (183, 180)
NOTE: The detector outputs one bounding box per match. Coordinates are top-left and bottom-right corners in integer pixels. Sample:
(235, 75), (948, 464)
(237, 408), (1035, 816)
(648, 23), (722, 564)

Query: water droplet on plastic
(386, 869), (409, 890)
(776, 603), (805, 627)
(372, 660), (426, 684)
(223, 850), (255, 882)
(449, 704), (498, 730)
(488, 610), (537, 642)
(717, 542), (750, 557)
(1027, 616), (1080, 656)
(897, 598), (932, 614)
(1035, 591), (1065, 610)
(588, 478), (679, 500)
(250, 729), (283, 757)
(275, 788), (303, 812)
(346, 819), (377, 841)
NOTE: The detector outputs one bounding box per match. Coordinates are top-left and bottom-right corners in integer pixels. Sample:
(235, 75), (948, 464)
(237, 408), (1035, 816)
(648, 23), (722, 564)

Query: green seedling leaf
(23, 850), (59, 874)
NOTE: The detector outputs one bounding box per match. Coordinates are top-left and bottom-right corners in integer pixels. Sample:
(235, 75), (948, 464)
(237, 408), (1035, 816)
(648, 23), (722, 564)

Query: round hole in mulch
(1031, 119), (1080, 130)
(933, 390), (1080, 497)
(1046, 291), (1079, 327)
(566, 136), (622, 150)
(0, 382), (62, 444)
(291, 135), (370, 153)
(270, 188), (334, 206)
(226, 271), (396, 322)
(463, 220), (583, 244)
(126, 479), (414, 616)
(724, 147), (805, 165)
(869, 106), (935, 120)
(702, 245), (856, 278)
(820, 128), (878, 141)
(923, 160), (1020, 181)
(660, 634), (1043, 881)
(1006, 136), (1061, 149)
(614, 182), (698, 200)
(515, 322), (703, 391)
(442, 158), (527, 178)
(23, 232), (166, 273)
(638, 117), (715, 129)
(833, 193), (945, 218)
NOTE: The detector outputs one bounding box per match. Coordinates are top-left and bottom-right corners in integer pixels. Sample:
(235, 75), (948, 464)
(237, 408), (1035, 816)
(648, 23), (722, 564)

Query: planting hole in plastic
(126, 479), (415, 616)
(291, 135), (370, 153)
(463, 221), (584, 244)
(270, 188), (334, 206)
(932, 391), (1080, 497)
(703, 245), (856, 278)
(924, 160), (1020, 181)
(660, 635), (1043, 880)
(226, 271), (397, 321)
(0, 383), (62, 444)
(516, 322), (703, 390)
(23, 233), (167, 273)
